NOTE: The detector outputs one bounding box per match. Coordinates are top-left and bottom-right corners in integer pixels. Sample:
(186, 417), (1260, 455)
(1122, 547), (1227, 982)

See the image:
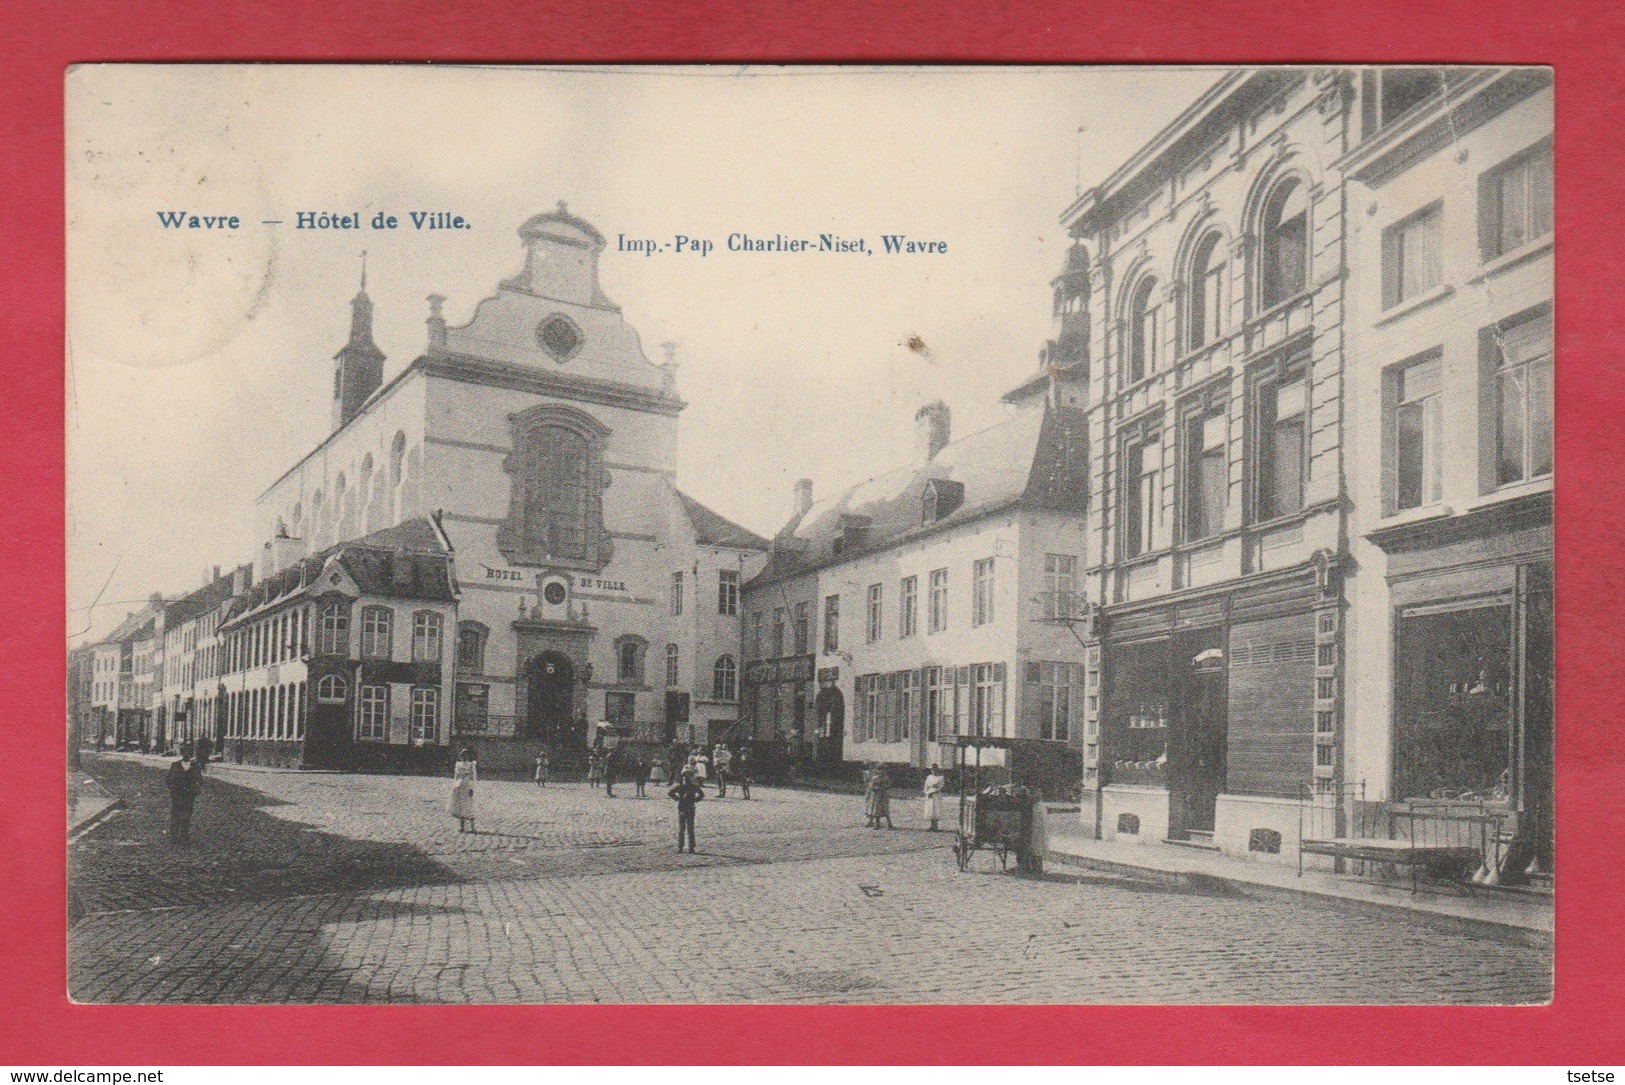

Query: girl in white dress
(449, 748), (478, 833)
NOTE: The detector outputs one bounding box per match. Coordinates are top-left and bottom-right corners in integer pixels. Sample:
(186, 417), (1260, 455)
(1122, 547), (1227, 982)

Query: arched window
(712, 654), (738, 702)
(499, 407), (609, 569)
(1260, 180), (1309, 309)
(524, 427), (590, 559)
(1127, 277), (1161, 383)
(456, 621), (488, 673)
(316, 674), (347, 703)
(1188, 233), (1225, 351)
(412, 611), (444, 663)
(390, 432), (406, 484)
(317, 601), (350, 656)
(360, 454), (375, 532)
(360, 605), (393, 659)
(665, 643), (680, 688)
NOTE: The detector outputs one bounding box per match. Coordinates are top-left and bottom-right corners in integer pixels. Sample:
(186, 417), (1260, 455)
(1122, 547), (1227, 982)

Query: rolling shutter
(1226, 612), (1315, 797)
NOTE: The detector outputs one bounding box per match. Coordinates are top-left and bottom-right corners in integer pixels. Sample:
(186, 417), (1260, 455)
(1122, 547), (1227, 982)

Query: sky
(65, 63), (1222, 645)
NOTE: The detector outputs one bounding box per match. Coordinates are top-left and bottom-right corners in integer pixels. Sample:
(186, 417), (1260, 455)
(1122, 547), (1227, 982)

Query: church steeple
(332, 253), (386, 431)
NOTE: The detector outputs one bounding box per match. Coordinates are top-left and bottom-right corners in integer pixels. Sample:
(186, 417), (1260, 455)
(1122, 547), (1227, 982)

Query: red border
(6, 0), (1624, 1066)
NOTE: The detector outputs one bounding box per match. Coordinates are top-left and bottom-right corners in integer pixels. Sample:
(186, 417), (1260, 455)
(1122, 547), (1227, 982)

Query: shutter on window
(1477, 168), (1498, 261)
(1227, 613), (1316, 797)
(1381, 229), (1398, 310)
(1023, 662), (1042, 740)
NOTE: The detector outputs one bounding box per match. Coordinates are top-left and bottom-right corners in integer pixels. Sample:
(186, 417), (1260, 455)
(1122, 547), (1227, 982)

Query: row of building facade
(735, 66), (1552, 877)
(69, 67), (1552, 877)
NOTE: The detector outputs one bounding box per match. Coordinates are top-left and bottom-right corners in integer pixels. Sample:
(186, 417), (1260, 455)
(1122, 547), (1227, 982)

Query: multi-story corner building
(1064, 69), (1356, 856)
(1340, 68), (1553, 878)
(249, 205), (765, 772)
(217, 518), (458, 770)
(745, 396), (1091, 787)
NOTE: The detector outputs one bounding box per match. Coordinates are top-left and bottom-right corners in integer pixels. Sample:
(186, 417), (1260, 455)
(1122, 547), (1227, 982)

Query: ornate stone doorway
(525, 651), (577, 745)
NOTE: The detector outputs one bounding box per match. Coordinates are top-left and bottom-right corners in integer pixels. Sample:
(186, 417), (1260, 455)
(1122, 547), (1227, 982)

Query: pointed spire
(346, 252), (380, 353)
(333, 251), (386, 431)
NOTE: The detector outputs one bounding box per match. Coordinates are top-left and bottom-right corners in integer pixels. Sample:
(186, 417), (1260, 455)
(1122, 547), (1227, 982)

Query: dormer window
(837, 514), (871, 552)
(921, 479), (966, 525)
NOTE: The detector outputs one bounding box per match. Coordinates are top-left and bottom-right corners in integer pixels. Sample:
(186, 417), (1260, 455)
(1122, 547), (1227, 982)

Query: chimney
(262, 535), (306, 577)
(231, 564), (252, 596)
(426, 294), (448, 353)
(915, 400), (951, 460)
(148, 592), (163, 606)
(793, 478), (814, 518)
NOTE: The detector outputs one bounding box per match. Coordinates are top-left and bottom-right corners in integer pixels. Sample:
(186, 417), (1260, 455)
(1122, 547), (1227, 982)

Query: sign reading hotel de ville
(65, 65), (1552, 1007)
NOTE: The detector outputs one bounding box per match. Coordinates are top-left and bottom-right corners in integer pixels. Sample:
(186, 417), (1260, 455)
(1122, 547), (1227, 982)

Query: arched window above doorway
(713, 654), (738, 702)
(498, 406), (611, 571)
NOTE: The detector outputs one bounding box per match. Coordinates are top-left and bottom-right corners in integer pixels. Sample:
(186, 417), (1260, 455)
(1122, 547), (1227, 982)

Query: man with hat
(668, 766), (706, 853)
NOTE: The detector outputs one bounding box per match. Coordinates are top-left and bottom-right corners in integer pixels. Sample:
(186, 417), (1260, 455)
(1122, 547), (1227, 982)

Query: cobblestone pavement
(69, 755), (1552, 1005)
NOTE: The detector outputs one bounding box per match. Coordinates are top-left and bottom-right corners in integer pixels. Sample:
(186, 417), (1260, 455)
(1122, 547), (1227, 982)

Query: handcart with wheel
(950, 735), (1034, 873)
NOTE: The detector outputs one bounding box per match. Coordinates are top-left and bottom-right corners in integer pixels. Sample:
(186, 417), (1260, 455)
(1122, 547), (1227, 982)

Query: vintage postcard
(65, 64), (1553, 1005)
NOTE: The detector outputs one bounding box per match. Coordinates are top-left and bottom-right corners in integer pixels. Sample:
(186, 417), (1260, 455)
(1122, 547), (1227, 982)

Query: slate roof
(749, 403), (1087, 588)
(676, 490), (769, 551)
(164, 566), (249, 626)
(98, 604), (163, 648)
(222, 516), (456, 626)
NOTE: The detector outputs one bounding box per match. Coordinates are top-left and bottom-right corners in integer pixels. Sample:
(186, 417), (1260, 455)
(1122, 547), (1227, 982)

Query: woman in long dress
(922, 764), (946, 832)
(449, 747), (478, 833)
(873, 766), (894, 830)
(864, 765), (893, 829)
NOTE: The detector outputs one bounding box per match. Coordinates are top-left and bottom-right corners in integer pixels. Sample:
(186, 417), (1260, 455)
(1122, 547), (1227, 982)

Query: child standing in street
(668, 768), (705, 853)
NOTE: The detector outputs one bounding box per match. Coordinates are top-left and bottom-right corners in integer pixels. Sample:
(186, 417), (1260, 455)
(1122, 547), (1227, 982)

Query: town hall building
(247, 203), (766, 772)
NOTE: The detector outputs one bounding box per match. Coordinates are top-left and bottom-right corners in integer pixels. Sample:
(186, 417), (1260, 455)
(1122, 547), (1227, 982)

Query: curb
(1046, 847), (1552, 950)
(68, 798), (124, 841)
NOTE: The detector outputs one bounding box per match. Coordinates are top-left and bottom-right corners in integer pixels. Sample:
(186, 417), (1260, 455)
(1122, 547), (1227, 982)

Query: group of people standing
(447, 741), (755, 844)
(446, 747), (965, 856)
(864, 762), (948, 832)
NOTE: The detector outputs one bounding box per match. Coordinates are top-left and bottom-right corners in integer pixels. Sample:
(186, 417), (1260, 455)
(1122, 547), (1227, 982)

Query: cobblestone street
(68, 755), (1551, 1004)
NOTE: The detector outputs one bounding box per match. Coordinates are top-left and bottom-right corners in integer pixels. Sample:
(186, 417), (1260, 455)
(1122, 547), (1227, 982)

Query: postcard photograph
(65, 63), (1553, 1005)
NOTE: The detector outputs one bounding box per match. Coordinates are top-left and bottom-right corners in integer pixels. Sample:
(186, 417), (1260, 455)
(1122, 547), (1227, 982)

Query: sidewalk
(68, 772), (121, 838)
(1046, 828), (1552, 947)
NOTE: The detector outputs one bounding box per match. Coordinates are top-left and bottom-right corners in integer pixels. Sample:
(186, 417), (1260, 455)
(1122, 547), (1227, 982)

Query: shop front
(1096, 564), (1333, 859)
(1372, 492), (1552, 881)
